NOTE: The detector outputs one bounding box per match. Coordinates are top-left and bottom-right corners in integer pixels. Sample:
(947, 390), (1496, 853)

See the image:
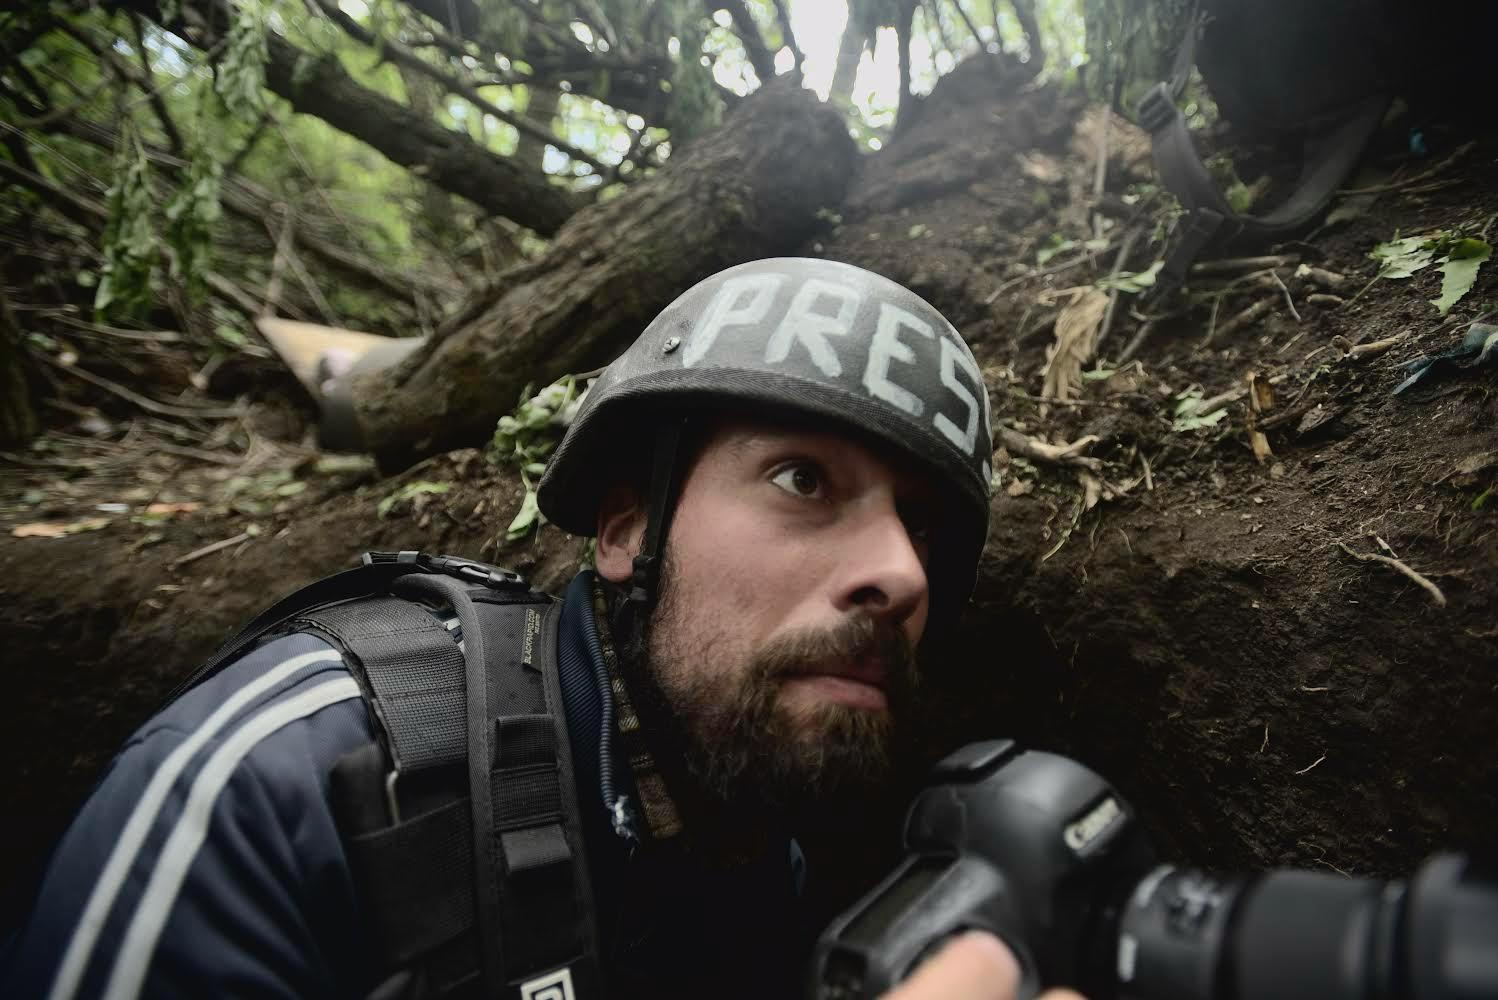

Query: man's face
(597, 418), (934, 812)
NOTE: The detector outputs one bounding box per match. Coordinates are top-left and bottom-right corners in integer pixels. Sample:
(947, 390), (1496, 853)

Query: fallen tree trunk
(351, 78), (857, 466)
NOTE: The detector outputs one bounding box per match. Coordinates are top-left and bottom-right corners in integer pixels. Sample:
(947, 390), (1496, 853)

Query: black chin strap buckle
(626, 419), (688, 611)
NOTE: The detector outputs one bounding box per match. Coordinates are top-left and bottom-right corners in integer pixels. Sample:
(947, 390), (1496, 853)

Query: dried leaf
(1040, 288), (1110, 405)
(13, 518), (110, 538)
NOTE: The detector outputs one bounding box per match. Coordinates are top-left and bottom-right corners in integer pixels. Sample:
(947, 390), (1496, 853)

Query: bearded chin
(633, 568), (918, 818)
(685, 682), (900, 814)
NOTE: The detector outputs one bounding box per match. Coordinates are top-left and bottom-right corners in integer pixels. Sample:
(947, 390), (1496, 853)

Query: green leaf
(1036, 234), (1075, 266)
(216, 10), (269, 120)
(94, 133), (157, 322)
(506, 488), (542, 540)
(1173, 408), (1228, 432)
(1097, 260), (1163, 294)
(1370, 234), (1440, 280)
(1431, 238), (1491, 316)
(377, 481), (450, 518)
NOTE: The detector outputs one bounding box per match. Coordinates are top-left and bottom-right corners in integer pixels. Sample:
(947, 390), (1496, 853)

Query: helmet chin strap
(623, 419), (688, 629)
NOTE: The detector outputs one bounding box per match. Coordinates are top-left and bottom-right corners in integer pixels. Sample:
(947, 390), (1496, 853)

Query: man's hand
(878, 931), (1086, 1000)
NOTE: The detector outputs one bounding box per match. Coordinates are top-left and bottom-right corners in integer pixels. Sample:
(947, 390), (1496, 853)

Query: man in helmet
(2, 259), (1061, 1000)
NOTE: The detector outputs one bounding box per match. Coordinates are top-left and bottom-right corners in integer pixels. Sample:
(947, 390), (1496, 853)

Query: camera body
(811, 740), (1497, 1000)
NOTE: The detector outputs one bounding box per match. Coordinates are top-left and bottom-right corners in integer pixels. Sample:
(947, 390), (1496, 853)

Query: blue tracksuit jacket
(0, 572), (804, 999)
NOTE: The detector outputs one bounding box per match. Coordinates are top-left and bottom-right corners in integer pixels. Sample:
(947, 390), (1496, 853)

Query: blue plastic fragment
(1393, 323), (1498, 395)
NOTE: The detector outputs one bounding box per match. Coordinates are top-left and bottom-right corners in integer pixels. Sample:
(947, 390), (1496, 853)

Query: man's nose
(833, 502), (930, 634)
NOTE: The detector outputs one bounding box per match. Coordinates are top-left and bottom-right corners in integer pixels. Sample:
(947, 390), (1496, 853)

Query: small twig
(1212, 297), (1277, 344)
(1270, 269), (1301, 323)
(985, 241), (1120, 304)
(994, 426), (1103, 471)
(1139, 451), (1154, 492)
(1337, 542), (1448, 607)
(1117, 319), (1153, 364)
(1339, 142), (1474, 195)
(1190, 254), (1298, 276)
(1299, 685), (1330, 693)
(1293, 754), (1327, 776)
(35, 353), (243, 419)
(1096, 227), (1143, 356)
(171, 530), (254, 568)
(1332, 333), (1404, 361)
(1259, 724), (1269, 754)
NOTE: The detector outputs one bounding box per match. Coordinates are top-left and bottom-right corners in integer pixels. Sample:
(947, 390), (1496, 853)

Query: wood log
(351, 78), (857, 467)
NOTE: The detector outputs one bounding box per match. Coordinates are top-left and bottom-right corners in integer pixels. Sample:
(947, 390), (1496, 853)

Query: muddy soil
(3, 56), (1496, 926)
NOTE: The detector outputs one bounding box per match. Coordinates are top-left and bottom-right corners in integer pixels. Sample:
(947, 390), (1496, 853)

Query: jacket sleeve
(0, 633), (378, 1000)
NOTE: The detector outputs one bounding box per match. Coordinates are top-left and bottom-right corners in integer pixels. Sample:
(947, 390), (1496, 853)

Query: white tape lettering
(934, 335), (983, 456)
(765, 278), (861, 377)
(684, 273), (783, 367)
(863, 301), (933, 417)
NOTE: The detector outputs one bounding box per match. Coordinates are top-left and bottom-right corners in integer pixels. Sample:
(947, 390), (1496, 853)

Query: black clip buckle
(360, 550), (527, 591)
(421, 553), (528, 591)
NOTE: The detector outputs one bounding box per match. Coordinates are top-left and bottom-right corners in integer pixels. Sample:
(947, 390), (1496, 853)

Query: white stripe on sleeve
(101, 676), (362, 1000)
(46, 650), (343, 1000)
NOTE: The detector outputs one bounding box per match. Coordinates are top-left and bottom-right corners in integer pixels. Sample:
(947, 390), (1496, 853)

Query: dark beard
(626, 555), (922, 819)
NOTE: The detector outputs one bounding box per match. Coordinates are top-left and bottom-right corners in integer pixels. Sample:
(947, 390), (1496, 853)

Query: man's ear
(594, 484), (645, 584)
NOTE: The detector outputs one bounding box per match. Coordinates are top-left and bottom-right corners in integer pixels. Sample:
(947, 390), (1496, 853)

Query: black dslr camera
(813, 740), (1496, 1000)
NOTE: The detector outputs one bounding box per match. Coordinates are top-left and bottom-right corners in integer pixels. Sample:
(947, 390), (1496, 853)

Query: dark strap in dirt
(1141, 84), (1388, 287)
(1138, 2), (1389, 287)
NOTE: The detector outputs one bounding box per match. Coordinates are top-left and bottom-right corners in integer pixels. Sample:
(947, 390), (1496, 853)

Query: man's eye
(769, 462), (824, 498)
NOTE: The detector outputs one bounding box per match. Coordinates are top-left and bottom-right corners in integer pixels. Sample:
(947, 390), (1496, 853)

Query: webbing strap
(393, 572), (508, 997)
(164, 560), (423, 705)
(300, 596), (466, 774)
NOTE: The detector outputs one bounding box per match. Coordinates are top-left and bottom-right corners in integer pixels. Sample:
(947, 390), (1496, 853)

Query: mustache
(750, 615), (917, 688)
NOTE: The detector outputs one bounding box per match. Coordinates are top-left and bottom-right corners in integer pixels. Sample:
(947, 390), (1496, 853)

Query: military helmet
(537, 257), (994, 613)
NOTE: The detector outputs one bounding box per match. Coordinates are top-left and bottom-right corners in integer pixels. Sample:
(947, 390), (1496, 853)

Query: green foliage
(1172, 389), (1228, 432)
(1082, 0), (1194, 105)
(1433, 239), (1491, 317)
(163, 147), (223, 300)
(1097, 259), (1162, 293)
(216, 8), (269, 120)
(1369, 232), (1491, 315)
(1370, 234), (1440, 280)
(95, 133), (157, 321)
(1036, 233), (1108, 265)
(490, 375), (590, 540)
(377, 480), (451, 518)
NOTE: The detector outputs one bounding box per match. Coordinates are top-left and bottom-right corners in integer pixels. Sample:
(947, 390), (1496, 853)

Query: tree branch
(128, 14), (184, 155)
(951, 0), (988, 49)
(0, 156), (106, 229)
(306, 0), (608, 176)
(769, 0), (803, 71)
(162, 2), (580, 234)
(710, 0), (777, 83)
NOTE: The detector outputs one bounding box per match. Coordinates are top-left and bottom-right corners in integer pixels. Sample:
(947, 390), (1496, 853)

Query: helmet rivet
(662, 336), (681, 354)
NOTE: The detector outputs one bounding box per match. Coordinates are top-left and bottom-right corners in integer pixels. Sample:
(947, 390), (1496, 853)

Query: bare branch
(708, 0), (778, 83)
(768, 0), (803, 70)
(305, 0), (608, 175)
(128, 13), (184, 155)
